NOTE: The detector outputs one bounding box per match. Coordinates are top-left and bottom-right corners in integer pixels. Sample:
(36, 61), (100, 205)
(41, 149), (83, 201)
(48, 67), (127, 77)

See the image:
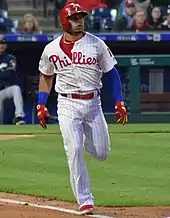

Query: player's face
(68, 13), (85, 35)
(0, 43), (6, 53)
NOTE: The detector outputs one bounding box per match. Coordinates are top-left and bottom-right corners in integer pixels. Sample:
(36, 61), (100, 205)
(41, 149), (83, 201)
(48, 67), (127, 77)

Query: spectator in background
(161, 11), (170, 30)
(0, 36), (25, 125)
(117, 0), (151, 18)
(19, 13), (42, 34)
(148, 7), (163, 30)
(0, 10), (16, 33)
(0, 0), (17, 33)
(133, 0), (150, 11)
(127, 9), (150, 31)
(147, 0), (170, 18)
(113, 0), (136, 31)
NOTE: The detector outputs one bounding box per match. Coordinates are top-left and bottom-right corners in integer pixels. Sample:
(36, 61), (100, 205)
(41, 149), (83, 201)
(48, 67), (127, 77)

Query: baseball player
(0, 36), (25, 124)
(37, 3), (127, 215)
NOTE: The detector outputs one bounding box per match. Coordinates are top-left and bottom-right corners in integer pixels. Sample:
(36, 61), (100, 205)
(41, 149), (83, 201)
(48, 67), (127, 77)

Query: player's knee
(12, 85), (21, 92)
(11, 85), (22, 96)
(68, 144), (82, 159)
(96, 147), (110, 161)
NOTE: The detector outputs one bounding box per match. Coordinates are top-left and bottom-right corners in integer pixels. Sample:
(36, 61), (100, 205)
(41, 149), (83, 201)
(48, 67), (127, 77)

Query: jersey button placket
(72, 43), (80, 89)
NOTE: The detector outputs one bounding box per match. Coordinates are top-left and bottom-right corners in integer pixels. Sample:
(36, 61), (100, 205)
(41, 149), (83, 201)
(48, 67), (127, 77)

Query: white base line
(0, 198), (114, 218)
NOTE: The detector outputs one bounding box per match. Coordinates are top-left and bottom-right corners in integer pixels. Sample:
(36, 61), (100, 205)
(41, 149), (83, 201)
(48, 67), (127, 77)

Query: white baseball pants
(57, 94), (110, 206)
(0, 85), (24, 123)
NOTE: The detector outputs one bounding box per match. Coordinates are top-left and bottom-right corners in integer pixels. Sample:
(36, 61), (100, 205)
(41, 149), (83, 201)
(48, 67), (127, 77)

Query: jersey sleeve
(38, 46), (54, 76)
(98, 40), (117, 73)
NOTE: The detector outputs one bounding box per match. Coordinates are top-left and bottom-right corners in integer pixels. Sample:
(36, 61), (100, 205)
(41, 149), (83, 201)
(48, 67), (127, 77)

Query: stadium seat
(103, 17), (114, 30)
(91, 7), (112, 18)
(89, 7), (113, 32)
(0, 9), (16, 33)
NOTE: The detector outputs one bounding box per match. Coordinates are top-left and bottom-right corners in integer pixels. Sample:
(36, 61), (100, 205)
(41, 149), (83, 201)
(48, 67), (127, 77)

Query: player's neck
(64, 32), (84, 43)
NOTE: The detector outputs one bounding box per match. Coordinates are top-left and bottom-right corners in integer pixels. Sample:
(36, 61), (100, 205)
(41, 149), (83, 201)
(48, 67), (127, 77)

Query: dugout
(3, 35), (170, 124)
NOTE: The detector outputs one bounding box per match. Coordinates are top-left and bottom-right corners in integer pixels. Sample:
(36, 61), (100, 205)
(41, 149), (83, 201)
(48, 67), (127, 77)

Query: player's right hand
(37, 105), (50, 129)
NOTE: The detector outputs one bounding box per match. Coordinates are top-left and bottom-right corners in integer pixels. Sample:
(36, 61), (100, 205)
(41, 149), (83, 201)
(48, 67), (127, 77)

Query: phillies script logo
(49, 52), (97, 69)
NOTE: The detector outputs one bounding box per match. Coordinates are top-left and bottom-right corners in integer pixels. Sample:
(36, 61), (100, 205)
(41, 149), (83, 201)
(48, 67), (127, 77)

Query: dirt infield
(0, 193), (170, 218)
(0, 135), (170, 217)
(0, 134), (36, 140)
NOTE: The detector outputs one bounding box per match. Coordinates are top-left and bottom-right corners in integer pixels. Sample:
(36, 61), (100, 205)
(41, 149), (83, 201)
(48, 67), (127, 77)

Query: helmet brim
(67, 11), (88, 20)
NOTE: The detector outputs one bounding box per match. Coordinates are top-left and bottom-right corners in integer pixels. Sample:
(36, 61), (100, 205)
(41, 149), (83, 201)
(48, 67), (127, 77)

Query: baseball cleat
(15, 117), (25, 125)
(79, 204), (94, 215)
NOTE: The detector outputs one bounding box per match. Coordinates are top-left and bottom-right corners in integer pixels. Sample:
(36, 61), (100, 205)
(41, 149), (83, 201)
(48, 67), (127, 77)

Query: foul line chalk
(0, 198), (114, 218)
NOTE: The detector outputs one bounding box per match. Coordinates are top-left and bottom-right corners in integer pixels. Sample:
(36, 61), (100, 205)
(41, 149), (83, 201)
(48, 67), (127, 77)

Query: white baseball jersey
(39, 32), (115, 207)
(39, 32), (117, 93)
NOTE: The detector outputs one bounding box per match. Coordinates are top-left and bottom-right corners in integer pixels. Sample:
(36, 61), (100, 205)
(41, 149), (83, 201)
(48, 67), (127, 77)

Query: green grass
(1, 123), (170, 134)
(0, 124), (170, 206)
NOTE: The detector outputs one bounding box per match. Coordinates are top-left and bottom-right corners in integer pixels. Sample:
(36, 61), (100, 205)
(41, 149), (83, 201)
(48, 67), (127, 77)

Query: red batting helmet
(59, 3), (88, 32)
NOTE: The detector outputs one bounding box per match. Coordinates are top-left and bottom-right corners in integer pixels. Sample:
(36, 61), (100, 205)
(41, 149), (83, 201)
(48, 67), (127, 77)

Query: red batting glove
(114, 101), (128, 125)
(37, 105), (50, 129)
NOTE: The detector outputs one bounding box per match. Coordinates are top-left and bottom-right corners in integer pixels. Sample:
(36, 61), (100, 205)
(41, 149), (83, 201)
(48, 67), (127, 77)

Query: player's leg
(0, 89), (5, 124)
(84, 98), (110, 161)
(10, 85), (24, 118)
(57, 96), (94, 208)
(3, 85), (25, 123)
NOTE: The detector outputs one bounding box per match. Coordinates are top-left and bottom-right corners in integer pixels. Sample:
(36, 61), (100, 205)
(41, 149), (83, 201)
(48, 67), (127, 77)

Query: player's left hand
(114, 101), (128, 125)
(37, 104), (50, 129)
